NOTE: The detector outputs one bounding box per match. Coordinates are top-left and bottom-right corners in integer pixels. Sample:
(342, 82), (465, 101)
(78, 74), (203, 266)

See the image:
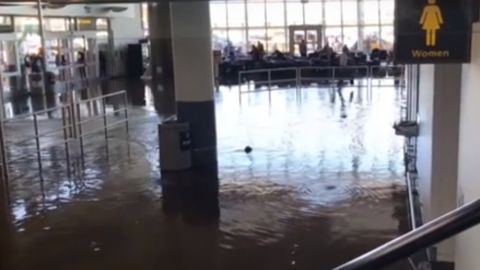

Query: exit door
(289, 25), (323, 56)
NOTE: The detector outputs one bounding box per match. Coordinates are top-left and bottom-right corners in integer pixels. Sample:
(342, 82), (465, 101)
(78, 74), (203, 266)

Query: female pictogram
(419, 0), (444, 46)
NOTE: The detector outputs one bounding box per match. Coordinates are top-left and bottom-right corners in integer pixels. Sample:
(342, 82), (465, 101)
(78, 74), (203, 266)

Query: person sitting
(249, 45), (260, 61)
(319, 42), (334, 62)
(271, 49), (287, 61)
(257, 41), (265, 58)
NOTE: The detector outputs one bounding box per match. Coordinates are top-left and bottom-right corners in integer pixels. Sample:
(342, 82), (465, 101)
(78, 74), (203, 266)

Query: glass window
(363, 0), (380, 25)
(212, 29), (229, 50)
(0, 16), (13, 33)
(379, 0), (394, 24)
(267, 27), (287, 52)
(266, 2), (285, 27)
(0, 41), (18, 73)
(325, 27), (342, 51)
(141, 3), (149, 30)
(342, 0), (358, 26)
(286, 2), (303, 26)
(210, 1), (227, 28)
(363, 26), (381, 51)
(248, 28), (267, 47)
(305, 2), (323, 25)
(380, 25), (394, 49)
(76, 17), (96, 31)
(247, 1), (266, 27)
(227, 1), (246, 27)
(229, 29), (248, 52)
(343, 26), (358, 48)
(15, 17), (39, 33)
(45, 18), (67, 32)
(0, 16), (12, 26)
(325, 1), (341, 26)
(96, 18), (108, 31)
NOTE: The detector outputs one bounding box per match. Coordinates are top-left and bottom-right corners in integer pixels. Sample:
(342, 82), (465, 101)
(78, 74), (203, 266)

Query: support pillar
(417, 64), (462, 264)
(148, 2), (176, 115)
(170, 1), (217, 174)
(0, 168), (11, 270)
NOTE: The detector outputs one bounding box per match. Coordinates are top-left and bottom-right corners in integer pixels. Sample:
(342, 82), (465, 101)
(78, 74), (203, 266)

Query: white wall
(417, 64), (461, 262)
(109, 4), (143, 47)
(417, 64), (435, 221)
(108, 4), (144, 77)
(455, 22), (480, 270)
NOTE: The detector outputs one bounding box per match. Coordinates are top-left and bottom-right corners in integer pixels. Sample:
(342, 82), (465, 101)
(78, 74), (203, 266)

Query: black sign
(395, 0), (472, 63)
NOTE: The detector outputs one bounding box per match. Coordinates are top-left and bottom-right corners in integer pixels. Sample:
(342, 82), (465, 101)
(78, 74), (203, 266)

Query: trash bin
(159, 120), (192, 171)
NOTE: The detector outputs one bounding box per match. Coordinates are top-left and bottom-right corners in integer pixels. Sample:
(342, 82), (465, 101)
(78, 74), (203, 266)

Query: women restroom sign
(394, 0), (472, 63)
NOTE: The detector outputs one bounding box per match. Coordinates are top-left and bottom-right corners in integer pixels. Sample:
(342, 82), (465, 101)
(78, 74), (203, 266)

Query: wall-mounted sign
(394, 0), (472, 63)
(76, 18), (96, 31)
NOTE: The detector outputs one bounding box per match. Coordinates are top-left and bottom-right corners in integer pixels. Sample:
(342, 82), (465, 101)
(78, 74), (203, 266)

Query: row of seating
(219, 59), (403, 87)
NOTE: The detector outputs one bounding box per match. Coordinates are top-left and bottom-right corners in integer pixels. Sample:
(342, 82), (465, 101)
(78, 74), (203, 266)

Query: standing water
(1, 84), (409, 270)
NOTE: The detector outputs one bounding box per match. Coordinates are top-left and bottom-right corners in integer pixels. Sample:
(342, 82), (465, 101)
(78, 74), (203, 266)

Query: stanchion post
(61, 107), (71, 176)
(33, 114), (43, 180)
(101, 98), (109, 158)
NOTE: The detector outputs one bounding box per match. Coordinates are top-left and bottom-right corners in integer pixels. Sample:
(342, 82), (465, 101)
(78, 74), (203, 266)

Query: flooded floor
(1, 82), (409, 270)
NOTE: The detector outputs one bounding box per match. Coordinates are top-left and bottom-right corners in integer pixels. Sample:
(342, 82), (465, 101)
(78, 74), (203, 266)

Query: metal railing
(0, 90), (129, 183)
(334, 198), (480, 270)
(0, 105), (74, 181)
(237, 65), (405, 102)
(73, 90), (129, 161)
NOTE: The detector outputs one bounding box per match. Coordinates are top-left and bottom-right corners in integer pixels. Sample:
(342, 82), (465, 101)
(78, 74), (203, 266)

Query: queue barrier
(0, 90), (129, 184)
(238, 65), (405, 102)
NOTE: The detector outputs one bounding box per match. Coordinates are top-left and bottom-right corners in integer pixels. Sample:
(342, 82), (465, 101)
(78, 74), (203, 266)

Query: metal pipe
(101, 98), (109, 158)
(123, 93), (130, 158)
(238, 72), (242, 105)
(76, 103), (85, 166)
(69, 92), (77, 138)
(123, 93), (129, 138)
(61, 107), (71, 177)
(32, 114), (43, 180)
(0, 70), (8, 186)
(0, 109), (8, 190)
(36, 0), (48, 98)
(334, 199), (480, 270)
(0, 72), (6, 119)
(406, 172), (417, 230)
(75, 90), (128, 103)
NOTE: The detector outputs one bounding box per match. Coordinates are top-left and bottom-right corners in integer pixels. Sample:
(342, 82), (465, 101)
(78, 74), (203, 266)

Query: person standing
(299, 39), (307, 58)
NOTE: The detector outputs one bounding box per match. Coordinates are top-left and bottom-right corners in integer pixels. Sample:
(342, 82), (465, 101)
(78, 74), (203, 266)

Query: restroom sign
(394, 0), (472, 63)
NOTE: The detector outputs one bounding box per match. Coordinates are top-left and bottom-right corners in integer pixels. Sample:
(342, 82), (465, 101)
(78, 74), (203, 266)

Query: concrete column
(170, 1), (217, 173)
(148, 2), (176, 115)
(0, 179), (11, 270)
(416, 64), (462, 263)
(455, 21), (480, 270)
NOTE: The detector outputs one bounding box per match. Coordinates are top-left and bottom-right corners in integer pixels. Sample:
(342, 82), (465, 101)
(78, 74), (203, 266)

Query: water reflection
(0, 83), (408, 269)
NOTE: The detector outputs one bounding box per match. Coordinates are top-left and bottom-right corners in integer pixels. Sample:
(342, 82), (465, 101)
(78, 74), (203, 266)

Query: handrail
(334, 198), (480, 270)
(406, 172), (418, 230)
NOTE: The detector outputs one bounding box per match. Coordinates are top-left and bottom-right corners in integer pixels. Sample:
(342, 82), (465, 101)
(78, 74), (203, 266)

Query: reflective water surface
(1, 83), (409, 270)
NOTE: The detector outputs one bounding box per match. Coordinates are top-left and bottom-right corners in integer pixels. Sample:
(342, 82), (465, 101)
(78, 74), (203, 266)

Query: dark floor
(0, 82), (410, 270)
